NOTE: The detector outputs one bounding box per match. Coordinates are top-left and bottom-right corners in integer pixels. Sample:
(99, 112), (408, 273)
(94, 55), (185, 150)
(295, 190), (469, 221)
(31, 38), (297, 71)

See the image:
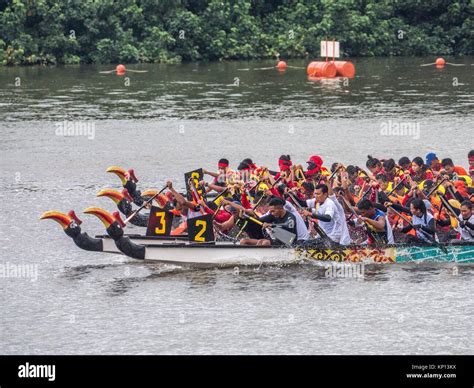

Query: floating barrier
(307, 61), (337, 78)
(116, 64), (126, 75)
(435, 57), (446, 68)
(333, 61), (355, 78)
(307, 60), (355, 78)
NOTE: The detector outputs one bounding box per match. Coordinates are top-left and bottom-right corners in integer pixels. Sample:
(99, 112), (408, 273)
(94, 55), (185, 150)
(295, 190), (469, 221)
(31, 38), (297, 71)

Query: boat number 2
(154, 212), (166, 234)
(195, 220), (207, 241)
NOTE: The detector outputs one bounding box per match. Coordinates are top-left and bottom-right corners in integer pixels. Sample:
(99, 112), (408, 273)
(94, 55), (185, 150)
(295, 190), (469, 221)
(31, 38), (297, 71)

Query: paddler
(354, 199), (394, 245)
(441, 158), (468, 178)
(226, 197), (298, 246)
(398, 156), (411, 172)
(165, 181), (203, 220)
(301, 183), (350, 245)
(202, 158), (232, 193)
(410, 157), (434, 182)
(366, 155), (383, 177)
(426, 152), (442, 172)
(456, 201), (474, 241)
(389, 198), (438, 244)
(303, 155), (329, 182)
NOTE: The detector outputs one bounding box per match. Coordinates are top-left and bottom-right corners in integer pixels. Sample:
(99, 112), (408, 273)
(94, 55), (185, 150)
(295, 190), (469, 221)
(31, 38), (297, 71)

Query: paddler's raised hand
(302, 209), (312, 218)
(262, 222), (272, 230)
(166, 180), (173, 189)
(384, 201), (393, 208)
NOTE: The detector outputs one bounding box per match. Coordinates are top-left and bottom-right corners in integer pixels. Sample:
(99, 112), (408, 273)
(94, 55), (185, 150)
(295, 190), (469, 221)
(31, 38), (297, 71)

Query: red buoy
(334, 61), (356, 78)
(307, 61), (337, 78)
(116, 64), (126, 74)
(277, 61), (287, 70)
(435, 57), (445, 68)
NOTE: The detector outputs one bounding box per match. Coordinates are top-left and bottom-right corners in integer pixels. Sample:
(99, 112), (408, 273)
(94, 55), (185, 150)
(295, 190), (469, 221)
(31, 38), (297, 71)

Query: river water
(0, 58), (473, 354)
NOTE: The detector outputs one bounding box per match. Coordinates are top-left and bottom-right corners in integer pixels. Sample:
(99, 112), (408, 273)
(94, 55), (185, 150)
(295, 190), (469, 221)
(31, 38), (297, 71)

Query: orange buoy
(277, 61), (287, 70)
(334, 61), (356, 78)
(435, 57), (445, 68)
(306, 61), (337, 78)
(116, 64), (126, 74)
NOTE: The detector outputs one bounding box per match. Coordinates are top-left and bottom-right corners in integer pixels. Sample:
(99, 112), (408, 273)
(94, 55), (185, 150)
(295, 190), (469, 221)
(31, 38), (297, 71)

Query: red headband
(218, 162), (228, 168)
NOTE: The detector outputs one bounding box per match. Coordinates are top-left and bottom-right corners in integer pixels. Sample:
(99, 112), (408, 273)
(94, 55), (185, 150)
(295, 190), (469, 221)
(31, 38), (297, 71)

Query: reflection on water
(59, 260), (474, 297)
(1, 57), (472, 121)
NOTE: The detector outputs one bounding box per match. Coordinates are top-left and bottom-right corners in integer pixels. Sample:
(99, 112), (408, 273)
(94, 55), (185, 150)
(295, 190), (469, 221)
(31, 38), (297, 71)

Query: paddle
(211, 187), (229, 203)
(438, 194), (459, 219)
(244, 215), (296, 246)
(387, 177), (407, 197)
(124, 185), (167, 224)
(386, 205), (447, 253)
(327, 164), (344, 182)
(426, 177), (448, 198)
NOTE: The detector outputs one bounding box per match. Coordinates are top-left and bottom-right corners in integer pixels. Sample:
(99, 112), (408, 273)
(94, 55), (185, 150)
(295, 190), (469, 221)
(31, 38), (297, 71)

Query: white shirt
(284, 201), (310, 241)
(310, 197), (341, 243)
(457, 214), (474, 241)
(329, 194), (351, 245)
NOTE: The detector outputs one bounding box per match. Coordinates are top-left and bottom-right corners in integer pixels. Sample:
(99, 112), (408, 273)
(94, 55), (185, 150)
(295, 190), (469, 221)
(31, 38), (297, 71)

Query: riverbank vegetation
(1, 0), (472, 65)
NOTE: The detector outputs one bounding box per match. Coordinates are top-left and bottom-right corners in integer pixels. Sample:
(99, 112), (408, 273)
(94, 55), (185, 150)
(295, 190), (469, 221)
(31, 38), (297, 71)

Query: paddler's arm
(221, 199), (256, 217)
(374, 202), (388, 213)
(399, 225), (413, 233)
(203, 169), (218, 178)
(461, 221), (474, 230)
(415, 219), (436, 236)
(388, 202), (412, 215)
(213, 216), (235, 232)
(360, 215), (386, 232)
(166, 181), (196, 209)
(310, 211), (332, 222)
(445, 181), (469, 202)
(309, 205), (334, 223)
(340, 172), (355, 205)
(199, 180), (226, 193)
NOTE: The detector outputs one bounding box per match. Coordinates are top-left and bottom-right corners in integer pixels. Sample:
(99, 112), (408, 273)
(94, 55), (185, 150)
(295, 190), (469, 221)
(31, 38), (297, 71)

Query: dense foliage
(1, 0), (472, 65)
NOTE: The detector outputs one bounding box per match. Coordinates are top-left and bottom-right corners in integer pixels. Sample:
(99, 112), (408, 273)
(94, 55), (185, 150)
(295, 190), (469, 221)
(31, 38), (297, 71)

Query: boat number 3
(154, 212), (166, 234)
(191, 172), (202, 195)
(195, 220), (207, 241)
